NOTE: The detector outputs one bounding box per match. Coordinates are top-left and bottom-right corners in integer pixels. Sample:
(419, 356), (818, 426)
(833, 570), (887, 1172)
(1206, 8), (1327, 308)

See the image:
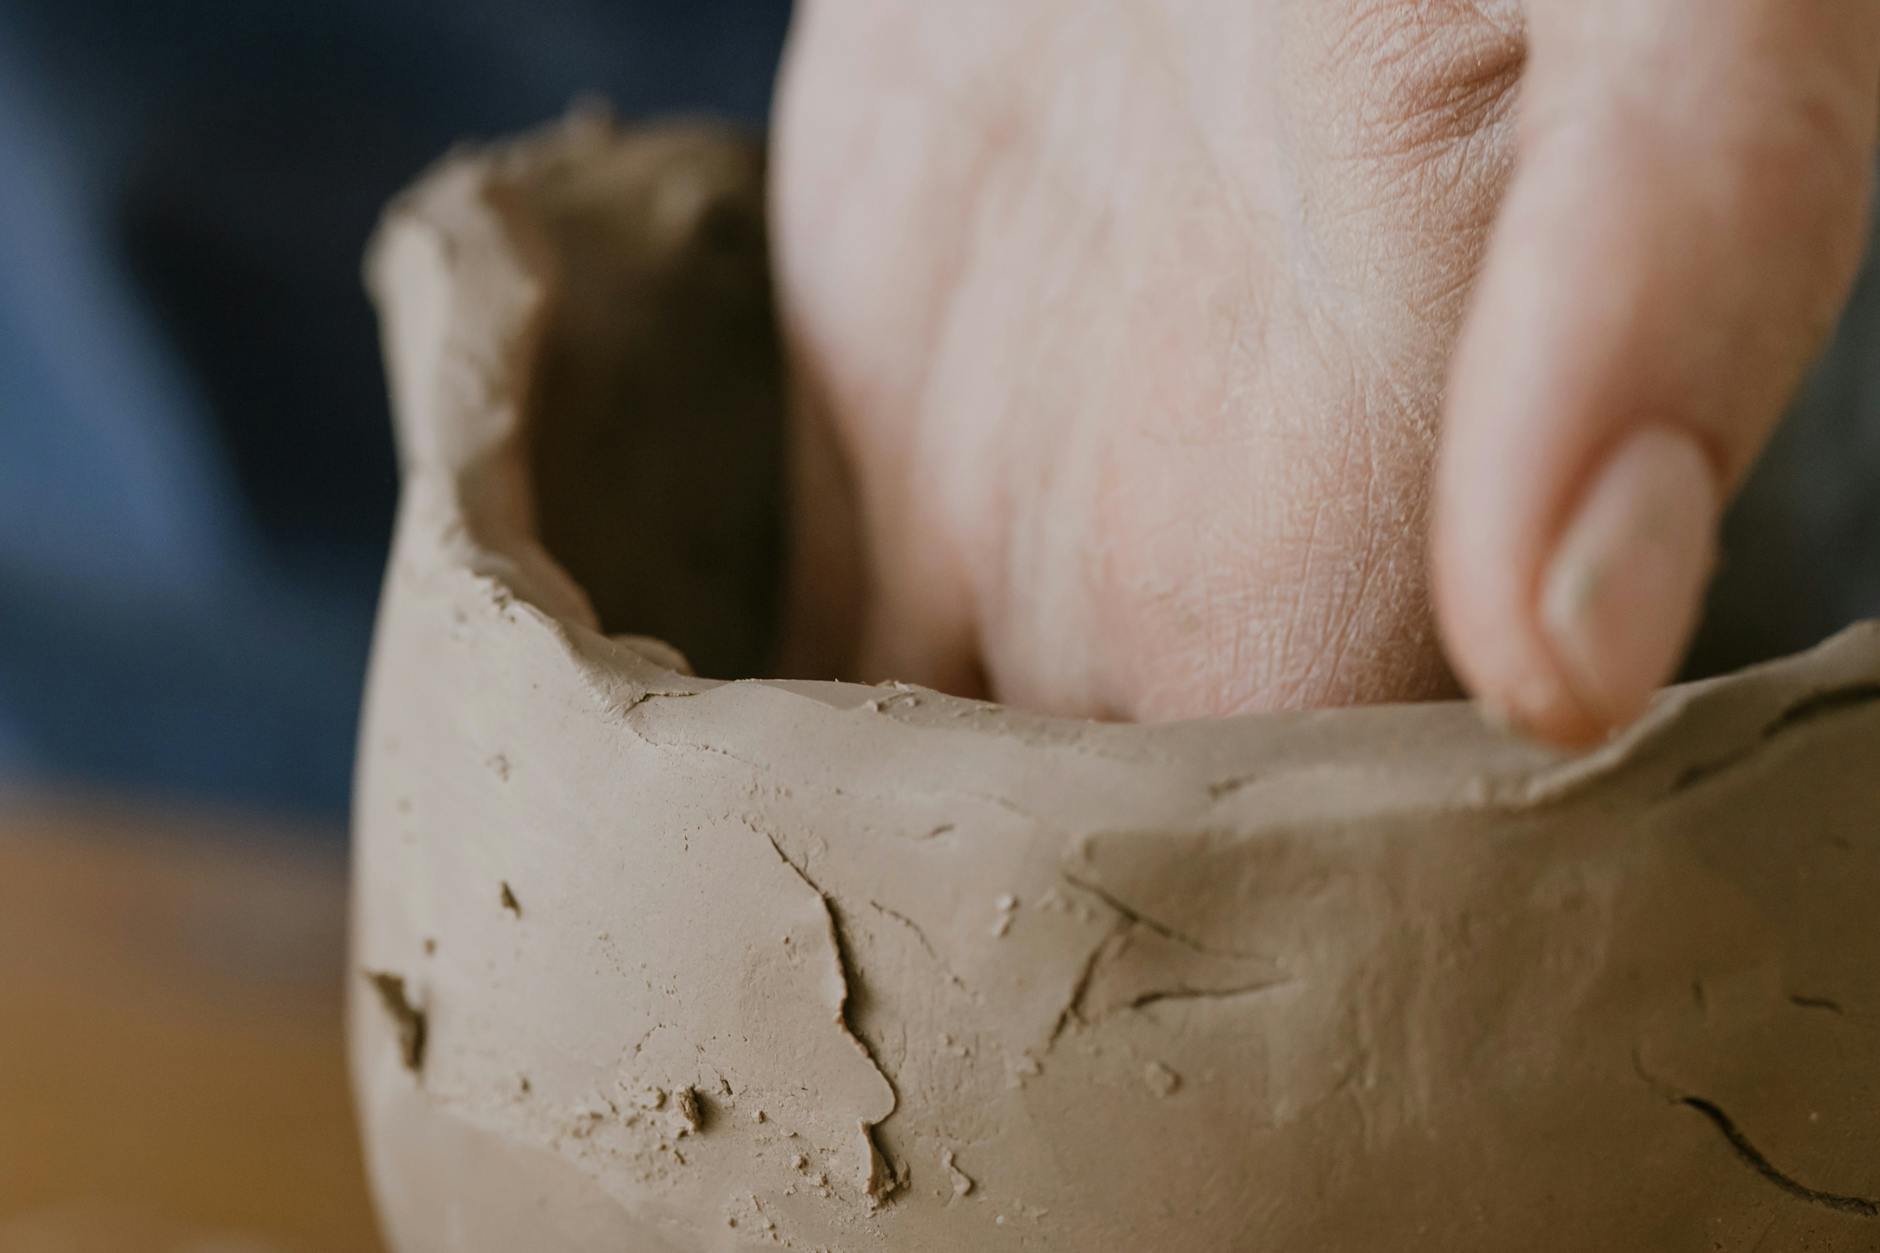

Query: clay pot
(351, 118), (1880, 1252)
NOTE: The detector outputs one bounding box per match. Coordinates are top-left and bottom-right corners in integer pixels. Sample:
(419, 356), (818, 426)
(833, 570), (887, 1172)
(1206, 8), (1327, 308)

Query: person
(5, 1), (1878, 817)
(770, 0), (1880, 746)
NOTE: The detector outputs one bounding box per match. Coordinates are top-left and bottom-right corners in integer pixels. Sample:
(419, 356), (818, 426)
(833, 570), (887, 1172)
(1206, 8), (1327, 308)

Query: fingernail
(1540, 427), (1719, 729)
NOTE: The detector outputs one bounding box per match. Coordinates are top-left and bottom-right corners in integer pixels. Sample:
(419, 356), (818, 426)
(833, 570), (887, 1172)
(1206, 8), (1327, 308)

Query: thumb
(1434, 0), (1880, 745)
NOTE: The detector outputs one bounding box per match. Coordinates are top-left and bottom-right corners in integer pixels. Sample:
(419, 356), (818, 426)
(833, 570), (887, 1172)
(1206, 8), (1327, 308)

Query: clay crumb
(500, 881), (522, 916)
(365, 971), (427, 1074)
(940, 1147), (975, 1200)
(666, 1085), (702, 1138)
(751, 1108), (766, 1124)
(991, 894), (1019, 938)
(1144, 1061), (1182, 1098)
(791, 1153), (808, 1171)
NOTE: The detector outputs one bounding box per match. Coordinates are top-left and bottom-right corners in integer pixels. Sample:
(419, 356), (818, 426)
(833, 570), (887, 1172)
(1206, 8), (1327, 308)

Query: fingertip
(1477, 662), (1614, 749)
(1432, 497), (1612, 751)
(1537, 426), (1719, 730)
(1437, 423), (1721, 750)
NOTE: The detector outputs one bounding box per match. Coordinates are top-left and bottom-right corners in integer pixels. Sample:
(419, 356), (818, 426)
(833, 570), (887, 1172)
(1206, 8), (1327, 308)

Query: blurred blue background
(0, 1), (790, 821)
(3, 0), (1878, 828)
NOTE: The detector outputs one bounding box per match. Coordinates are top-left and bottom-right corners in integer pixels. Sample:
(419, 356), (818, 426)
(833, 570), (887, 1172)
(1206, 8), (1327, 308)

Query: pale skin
(771, 0), (1880, 745)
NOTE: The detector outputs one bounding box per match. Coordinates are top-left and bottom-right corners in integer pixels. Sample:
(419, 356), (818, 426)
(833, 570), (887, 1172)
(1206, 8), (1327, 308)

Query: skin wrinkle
(1214, 44), (1475, 711)
(1268, 310), (1435, 705)
(1315, 443), (1391, 705)
(1345, 16), (1526, 163)
(1307, 50), (1517, 342)
(1270, 496), (1329, 692)
(1267, 377), (1373, 706)
(1293, 500), (1377, 705)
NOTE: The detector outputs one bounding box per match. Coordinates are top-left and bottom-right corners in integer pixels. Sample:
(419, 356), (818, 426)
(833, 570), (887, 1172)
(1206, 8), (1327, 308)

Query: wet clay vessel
(351, 117), (1880, 1252)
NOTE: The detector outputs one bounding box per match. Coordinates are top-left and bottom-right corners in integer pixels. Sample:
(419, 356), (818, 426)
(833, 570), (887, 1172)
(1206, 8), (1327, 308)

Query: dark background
(0, 0), (791, 820)
(3, 1), (1878, 826)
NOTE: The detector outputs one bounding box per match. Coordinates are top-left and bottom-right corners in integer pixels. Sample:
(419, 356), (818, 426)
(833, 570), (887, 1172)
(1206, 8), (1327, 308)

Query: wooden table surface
(0, 795), (383, 1252)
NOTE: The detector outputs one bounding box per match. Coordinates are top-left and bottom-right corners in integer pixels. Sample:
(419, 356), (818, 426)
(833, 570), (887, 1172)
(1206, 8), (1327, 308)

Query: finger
(1433, 0), (1880, 745)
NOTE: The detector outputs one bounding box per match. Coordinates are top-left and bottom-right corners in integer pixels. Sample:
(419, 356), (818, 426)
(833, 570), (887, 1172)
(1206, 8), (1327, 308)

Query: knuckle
(1323, 0), (1528, 162)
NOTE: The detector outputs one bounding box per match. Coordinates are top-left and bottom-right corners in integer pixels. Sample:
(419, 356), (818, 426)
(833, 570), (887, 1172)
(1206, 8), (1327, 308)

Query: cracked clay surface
(349, 116), (1880, 1252)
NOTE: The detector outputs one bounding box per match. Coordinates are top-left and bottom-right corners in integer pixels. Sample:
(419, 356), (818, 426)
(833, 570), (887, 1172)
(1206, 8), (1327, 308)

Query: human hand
(771, 0), (1880, 743)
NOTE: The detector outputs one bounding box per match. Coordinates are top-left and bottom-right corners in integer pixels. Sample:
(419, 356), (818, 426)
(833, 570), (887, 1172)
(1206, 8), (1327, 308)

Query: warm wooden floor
(0, 795), (383, 1252)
